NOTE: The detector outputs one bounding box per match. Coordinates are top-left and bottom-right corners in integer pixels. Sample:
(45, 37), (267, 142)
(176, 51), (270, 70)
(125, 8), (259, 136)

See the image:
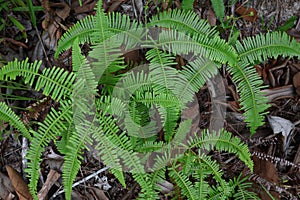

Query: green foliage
(0, 101), (31, 139)
(210, 0), (225, 23)
(0, 1), (299, 199)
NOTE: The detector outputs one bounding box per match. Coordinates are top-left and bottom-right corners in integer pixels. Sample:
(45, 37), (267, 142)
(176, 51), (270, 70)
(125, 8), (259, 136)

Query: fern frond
(71, 37), (85, 72)
(210, 0), (225, 22)
(151, 29), (238, 66)
(198, 153), (229, 195)
(0, 58), (41, 86)
(236, 31), (300, 64)
(228, 61), (270, 134)
(0, 102), (31, 139)
(63, 121), (94, 200)
(0, 58), (76, 101)
(148, 9), (217, 37)
(108, 12), (143, 48)
(193, 163), (210, 199)
(230, 174), (259, 200)
(179, 56), (220, 101)
(188, 129), (253, 171)
(55, 15), (95, 58)
(169, 164), (197, 200)
(35, 67), (76, 101)
(26, 100), (72, 198)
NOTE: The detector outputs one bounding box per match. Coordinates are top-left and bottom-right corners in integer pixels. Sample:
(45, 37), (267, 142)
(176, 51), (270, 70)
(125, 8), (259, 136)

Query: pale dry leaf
(267, 115), (294, 155)
(6, 165), (33, 200)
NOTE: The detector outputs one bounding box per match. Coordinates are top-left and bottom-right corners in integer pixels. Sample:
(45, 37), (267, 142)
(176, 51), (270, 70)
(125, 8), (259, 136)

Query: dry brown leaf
(0, 172), (15, 200)
(207, 7), (217, 26)
(235, 3), (258, 22)
(293, 72), (300, 95)
(52, 3), (71, 21)
(38, 169), (61, 200)
(252, 156), (280, 200)
(6, 165), (33, 200)
(91, 188), (109, 200)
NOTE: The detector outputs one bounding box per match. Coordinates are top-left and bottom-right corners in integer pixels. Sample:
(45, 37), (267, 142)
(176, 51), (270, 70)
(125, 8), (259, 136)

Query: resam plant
(0, 0), (299, 199)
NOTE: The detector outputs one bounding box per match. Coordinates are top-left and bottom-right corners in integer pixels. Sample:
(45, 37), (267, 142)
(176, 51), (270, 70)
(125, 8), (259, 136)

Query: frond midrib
(170, 165), (196, 200)
(155, 39), (237, 65)
(238, 44), (300, 59)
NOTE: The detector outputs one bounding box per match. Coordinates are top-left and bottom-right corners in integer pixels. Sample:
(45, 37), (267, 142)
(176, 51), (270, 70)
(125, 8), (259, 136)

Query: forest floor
(0, 0), (300, 199)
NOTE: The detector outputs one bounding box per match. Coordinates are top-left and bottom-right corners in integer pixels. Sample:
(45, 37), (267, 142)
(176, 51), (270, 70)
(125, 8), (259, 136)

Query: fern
(0, 58), (76, 101)
(26, 100), (73, 198)
(2, 1), (299, 199)
(210, 0), (225, 22)
(147, 9), (217, 37)
(236, 31), (300, 64)
(188, 129), (254, 171)
(0, 102), (31, 139)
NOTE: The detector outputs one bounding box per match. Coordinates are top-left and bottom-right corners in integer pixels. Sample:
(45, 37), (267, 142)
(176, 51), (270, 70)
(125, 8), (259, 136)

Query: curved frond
(55, 15), (95, 58)
(0, 58), (76, 101)
(228, 61), (270, 134)
(188, 129), (253, 171)
(63, 121), (93, 200)
(0, 102), (31, 139)
(0, 58), (41, 86)
(169, 164), (197, 200)
(148, 9), (217, 37)
(236, 31), (300, 64)
(35, 67), (76, 101)
(149, 29), (238, 66)
(26, 100), (72, 198)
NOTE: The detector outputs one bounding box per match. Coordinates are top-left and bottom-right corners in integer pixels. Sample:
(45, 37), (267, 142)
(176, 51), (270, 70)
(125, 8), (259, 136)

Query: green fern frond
(179, 56), (220, 101)
(194, 163), (210, 199)
(169, 164), (197, 200)
(26, 100), (72, 198)
(63, 121), (94, 200)
(148, 9), (217, 37)
(210, 0), (225, 22)
(0, 58), (76, 101)
(228, 61), (270, 134)
(151, 29), (238, 66)
(188, 129), (253, 171)
(0, 58), (41, 86)
(236, 31), (300, 64)
(54, 15), (95, 58)
(71, 37), (85, 72)
(198, 153), (229, 195)
(108, 12), (143, 48)
(0, 102), (31, 139)
(229, 174), (259, 200)
(35, 67), (76, 101)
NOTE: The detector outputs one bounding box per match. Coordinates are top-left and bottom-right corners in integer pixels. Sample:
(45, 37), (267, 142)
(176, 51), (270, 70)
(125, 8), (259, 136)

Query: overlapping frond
(169, 164), (197, 200)
(26, 100), (72, 198)
(228, 61), (270, 134)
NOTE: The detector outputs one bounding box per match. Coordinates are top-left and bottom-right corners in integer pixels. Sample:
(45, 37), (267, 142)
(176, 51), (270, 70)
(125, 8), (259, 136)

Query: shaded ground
(0, 0), (300, 199)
